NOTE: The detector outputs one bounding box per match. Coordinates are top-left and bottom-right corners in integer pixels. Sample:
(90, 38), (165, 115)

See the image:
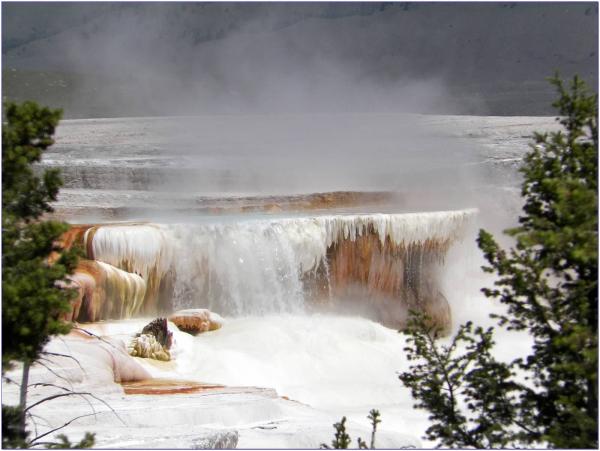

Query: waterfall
(72, 209), (476, 330)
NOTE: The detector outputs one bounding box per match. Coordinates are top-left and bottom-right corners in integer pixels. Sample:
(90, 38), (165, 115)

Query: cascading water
(71, 208), (476, 331)
(167, 220), (310, 315)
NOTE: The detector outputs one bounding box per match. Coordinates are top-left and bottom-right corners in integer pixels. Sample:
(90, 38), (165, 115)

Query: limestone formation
(128, 318), (173, 361)
(65, 259), (146, 322)
(127, 333), (171, 361)
(141, 317), (173, 349)
(169, 309), (223, 335)
(59, 210), (474, 334)
(56, 278), (83, 322)
(300, 229), (452, 333)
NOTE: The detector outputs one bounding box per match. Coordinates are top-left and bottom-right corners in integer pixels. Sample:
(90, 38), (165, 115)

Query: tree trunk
(18, 360), (30, 438)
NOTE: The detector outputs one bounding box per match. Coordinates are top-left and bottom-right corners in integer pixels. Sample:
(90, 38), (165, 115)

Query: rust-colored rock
(51, 191), (397, 220)
(56, 278), (83, 322)
(63, 259), (146, 323)
(169, 309), (223, 335)
(61, 224), (94, 251)
(303, 229), (452, 335)
(48, 224), (94, 265)
(70, 260), (104, 321)
(121, 378), (224, 395)
(120, 379), (278, 398)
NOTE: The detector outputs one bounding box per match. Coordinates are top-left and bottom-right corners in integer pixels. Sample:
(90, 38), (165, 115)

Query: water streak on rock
(67, 259), (146, 321)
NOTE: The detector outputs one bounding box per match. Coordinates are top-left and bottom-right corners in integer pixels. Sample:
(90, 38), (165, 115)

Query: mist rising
(3, 2), (597, 118)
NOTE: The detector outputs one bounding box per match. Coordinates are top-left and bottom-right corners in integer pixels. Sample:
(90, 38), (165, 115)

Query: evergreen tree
(2, 101), (93, 448)
(321, 410), (382, 449)
(399, 75), (598, 448)
(2, 102), (77, 370)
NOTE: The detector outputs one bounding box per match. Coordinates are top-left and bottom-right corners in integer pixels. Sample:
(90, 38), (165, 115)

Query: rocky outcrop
(169, 309), (223, 335)
(128, 318), (173, 361)
(192, 430), (239, 449)
(68, 262), (103, 321)
(64, 329), (152, 382)
(141, 318), (173, 349)
(58, 259), (147, 323)
(128, 334), (171, 361)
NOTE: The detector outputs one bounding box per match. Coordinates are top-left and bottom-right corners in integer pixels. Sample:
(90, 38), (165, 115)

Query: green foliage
(322, 409), (381, 449)
(2, 101), (78, 370)
(399, 312), (519, 448)
(46, 433), (96, 449)
(322, 416), (352, 449)
(363, 409), (381, 449)
(481, 74), (598, 447)
(2, 405), (29, 448)
(399, 75), (598, 448)
(2, 101), (93, 448)
(3, 101), (63, 219)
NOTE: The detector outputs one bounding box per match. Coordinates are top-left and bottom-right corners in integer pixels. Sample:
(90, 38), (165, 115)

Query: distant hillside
(2, 2), (597, 117)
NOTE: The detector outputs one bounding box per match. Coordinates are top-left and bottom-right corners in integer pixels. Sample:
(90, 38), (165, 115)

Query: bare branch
(25, 392), (126, 426)
(39, 351), (87, 376)
(29, 412), (99, 446)
(26, 410), (39, 439)
(72, 327), (121, 351)
(27, 383), (98, 419)
(35, 351), (108, 418)
(27, 413), (52, 429)
(3, 375), (20, 386)
(26, 392), (88, 412)
(34, 359), (75, 391)
(28, 383), (71, 391)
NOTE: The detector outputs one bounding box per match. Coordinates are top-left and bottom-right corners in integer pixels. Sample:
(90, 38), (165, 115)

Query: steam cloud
(3, 3), (597, 117)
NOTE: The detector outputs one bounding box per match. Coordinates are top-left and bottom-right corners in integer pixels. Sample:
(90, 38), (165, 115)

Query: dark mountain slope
(2, 2), (597, 117)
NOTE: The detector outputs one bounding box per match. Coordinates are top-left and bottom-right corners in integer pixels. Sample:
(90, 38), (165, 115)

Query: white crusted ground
(2, 317), (423, 449)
